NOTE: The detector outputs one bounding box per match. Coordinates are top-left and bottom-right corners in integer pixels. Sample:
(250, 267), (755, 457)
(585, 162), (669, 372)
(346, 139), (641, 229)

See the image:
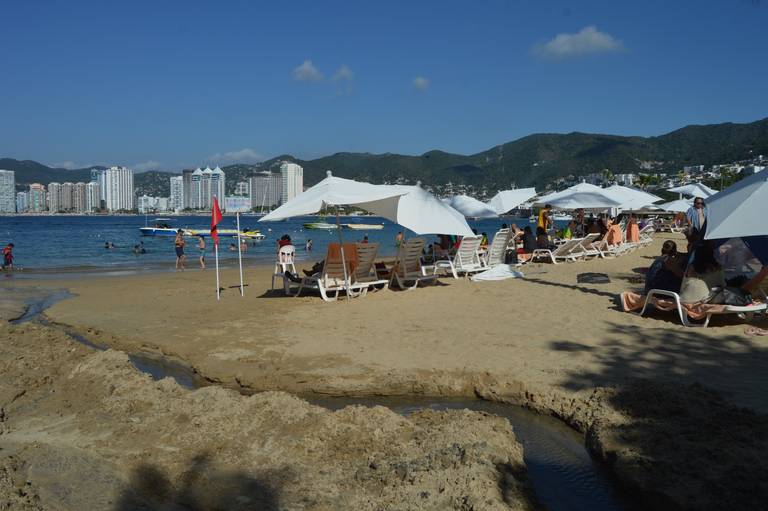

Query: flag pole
(215, 241), (220, 301)
(236, 212), (244, 296)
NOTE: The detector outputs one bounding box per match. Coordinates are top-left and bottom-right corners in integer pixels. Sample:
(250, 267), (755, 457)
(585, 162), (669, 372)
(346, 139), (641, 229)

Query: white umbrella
(365, 184), (474, 236)
(533, 182), (623, 210)
(705, 169), (768, 240)
(668, 182), (718, 198)
(442, 195), (498, 219)
(487, 188), (538, 215)
(658, 198), (693, 213)
(605, 184), (663, 210)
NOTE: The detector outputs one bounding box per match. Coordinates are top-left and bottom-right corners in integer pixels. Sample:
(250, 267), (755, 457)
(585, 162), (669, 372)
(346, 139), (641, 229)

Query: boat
(303, 222), (339, 230)
(240, 229), (266, 240)
(342, 223), (385, 230)
(139, 218), (180, 236)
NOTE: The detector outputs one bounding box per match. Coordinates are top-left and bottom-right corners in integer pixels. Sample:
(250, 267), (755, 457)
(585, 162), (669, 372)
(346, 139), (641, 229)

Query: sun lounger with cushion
(624, 289), (767, 327)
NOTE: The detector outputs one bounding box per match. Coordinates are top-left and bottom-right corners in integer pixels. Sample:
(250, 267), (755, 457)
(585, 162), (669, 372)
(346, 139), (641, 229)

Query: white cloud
(412, 76), (430, 92)
(533, 26), (624, 59)
(132, 160), (162, 172)
(293, 59), (324, 82)
(332, 65), (354, 82)
(207, 148), (263, 165)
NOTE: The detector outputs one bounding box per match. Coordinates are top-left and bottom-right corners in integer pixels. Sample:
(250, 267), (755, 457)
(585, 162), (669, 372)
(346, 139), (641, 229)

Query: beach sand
(3, 234), (768, 509)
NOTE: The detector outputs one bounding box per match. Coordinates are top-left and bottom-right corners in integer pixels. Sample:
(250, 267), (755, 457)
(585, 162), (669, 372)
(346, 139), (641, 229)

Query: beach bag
(709, 287), (752, 306)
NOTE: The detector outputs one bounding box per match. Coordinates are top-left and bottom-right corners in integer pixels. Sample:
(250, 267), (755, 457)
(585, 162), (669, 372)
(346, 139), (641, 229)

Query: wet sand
(3, 233), (768, 509)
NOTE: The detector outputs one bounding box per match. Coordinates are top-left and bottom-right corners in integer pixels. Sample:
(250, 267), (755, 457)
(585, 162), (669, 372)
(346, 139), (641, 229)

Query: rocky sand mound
(0, 322), (538, 510)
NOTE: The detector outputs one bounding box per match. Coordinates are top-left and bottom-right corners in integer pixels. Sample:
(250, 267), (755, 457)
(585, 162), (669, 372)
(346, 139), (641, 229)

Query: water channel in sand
(11, 290), (631, 511)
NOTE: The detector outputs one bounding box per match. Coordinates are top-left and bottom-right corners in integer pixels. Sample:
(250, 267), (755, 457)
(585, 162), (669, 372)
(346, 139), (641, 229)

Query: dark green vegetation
(4, 117), (767, 196)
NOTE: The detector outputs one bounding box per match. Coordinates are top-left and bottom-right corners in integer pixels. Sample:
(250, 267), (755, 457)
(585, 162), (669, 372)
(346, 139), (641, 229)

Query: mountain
(4, 117), (768, 196)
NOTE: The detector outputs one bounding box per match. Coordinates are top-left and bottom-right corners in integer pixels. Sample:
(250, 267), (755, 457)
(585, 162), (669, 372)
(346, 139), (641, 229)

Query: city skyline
(2, 1), (767, 172)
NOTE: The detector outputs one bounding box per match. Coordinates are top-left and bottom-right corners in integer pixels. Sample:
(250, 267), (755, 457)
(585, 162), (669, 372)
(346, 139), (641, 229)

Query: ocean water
(0, 214), (533, 273)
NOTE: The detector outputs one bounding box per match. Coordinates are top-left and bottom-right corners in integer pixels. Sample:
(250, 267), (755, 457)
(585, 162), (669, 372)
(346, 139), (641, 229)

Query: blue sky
(1, 0), (766, 171)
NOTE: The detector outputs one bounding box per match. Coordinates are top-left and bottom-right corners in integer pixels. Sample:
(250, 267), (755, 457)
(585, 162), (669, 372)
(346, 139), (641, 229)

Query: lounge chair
(637, 224), (655, 247)
(638, 289), (767, 327)
(530, 237), (584, 264)
(351, 242), (390, 295)
(484, 229), (511, 268)
(295, 243), (360, 302)
(568, 233), (602, 259)
(433, 235), (485, 278)
(391, 238), (437, 290)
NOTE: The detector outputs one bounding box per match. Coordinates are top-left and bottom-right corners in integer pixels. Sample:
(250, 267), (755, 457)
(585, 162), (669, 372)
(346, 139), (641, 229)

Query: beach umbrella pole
(236, 212), (244, 297)
(335, 206), (351, 301)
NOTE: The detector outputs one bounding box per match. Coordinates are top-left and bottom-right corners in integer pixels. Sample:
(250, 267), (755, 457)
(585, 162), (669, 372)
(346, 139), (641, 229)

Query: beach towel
(621, 291), (727, 320)
(606, 224), (623, 246)
(470, 265), (524, 281)
(577, 272), (610, 284)
(626, 223), (640, 243)
(327, 243), (359, 274)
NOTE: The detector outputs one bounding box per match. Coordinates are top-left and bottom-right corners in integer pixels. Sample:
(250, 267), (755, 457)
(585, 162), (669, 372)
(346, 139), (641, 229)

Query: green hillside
(4, 117), (767, 196)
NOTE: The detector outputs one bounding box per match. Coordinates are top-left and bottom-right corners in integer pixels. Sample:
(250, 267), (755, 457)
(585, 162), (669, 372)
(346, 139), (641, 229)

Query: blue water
(0, 215), (531, 272)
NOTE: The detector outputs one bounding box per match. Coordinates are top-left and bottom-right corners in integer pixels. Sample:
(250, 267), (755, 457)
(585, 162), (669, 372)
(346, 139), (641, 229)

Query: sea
(0, 214), (534, 275)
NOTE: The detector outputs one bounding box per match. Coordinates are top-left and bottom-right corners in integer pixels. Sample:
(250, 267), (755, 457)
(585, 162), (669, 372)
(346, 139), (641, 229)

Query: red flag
(210, 197), (223, 246)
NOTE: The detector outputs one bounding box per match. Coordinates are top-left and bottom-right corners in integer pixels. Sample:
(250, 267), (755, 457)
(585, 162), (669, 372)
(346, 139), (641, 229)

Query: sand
(3, 233), (768, 509)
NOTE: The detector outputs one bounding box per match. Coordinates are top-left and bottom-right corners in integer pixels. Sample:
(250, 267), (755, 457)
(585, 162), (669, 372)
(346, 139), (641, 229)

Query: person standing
(537, 204), (553, 232)
(2, 243), (14, 270)
(395, 231), (404, 247)
(197, 235), (206, 270)
(685, 197), (708, 251)
(305, 239), (313, 251)
(174, 230), (186, 271)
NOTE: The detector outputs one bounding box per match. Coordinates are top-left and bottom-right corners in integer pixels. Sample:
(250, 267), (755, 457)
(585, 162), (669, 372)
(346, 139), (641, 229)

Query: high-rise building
(60, 182), (74, 211)
(182, 169), (194, 209)
(85, 181), (100, 212)
(28, 184), (46, 212)
(104, 166), (134, 211)
(249, 172), (282, 210)
(190, 168), (203, 209)
(0, 170), (15, 213)
(210, 166), (225, 205)
(72, 182), (87, 213)
(16, 192), (28, 213)
(137, 195), (155, 214)
(169, 176), (184, 211)
(91, 168), (107, 204)
(280, 162), (303, 205)
(48, 182), (63, 213)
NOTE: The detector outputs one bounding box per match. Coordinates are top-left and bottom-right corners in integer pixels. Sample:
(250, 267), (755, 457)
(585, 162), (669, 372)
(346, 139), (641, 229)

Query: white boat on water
(303, 222), (338, 230)
(343, 223), (385, 230)
(139, 218), (180, 237)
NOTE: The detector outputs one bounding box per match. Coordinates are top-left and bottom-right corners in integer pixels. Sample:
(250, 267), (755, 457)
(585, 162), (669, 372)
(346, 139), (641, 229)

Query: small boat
(303, 222), (338, 230)
(140, 218), (179, 236)
(240, 229), (266, 240)
(342, 223), (385, 230)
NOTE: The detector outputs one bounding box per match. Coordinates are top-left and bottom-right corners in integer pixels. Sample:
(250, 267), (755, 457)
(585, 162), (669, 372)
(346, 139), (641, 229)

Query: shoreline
(3, 236), (768, 509)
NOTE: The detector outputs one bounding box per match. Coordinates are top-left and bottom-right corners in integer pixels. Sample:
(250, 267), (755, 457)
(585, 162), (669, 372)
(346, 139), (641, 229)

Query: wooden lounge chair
(639, 289), (767, 327)
(433, 235), (485, 278)
(530, 237), (585, 264)
(484, 229), (511, 268)
(295, 243), (360, 302)
(352, 242), (389, 295)
(391, 238), (437, 290)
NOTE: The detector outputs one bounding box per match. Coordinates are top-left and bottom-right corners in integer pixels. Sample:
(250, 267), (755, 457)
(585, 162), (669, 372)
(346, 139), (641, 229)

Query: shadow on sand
(549, 323), (768, 510)
(115, 454), (286, 511)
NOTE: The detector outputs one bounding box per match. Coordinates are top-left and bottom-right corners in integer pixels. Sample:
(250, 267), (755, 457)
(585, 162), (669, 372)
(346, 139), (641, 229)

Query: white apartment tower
(85, 181), (100, 212)
(0, 170), (15, 213)
(190, 168), (203, 209)
(104, 166), (134, 211)
(210, 166), (225, 205)
(280, 162), (303, 205)
(28, 183), (46, 212)
(48, 182), (63, 212)
(72, 182), (87, 213)
(249, 172), (282, 210)
(169, 175), (184, 211)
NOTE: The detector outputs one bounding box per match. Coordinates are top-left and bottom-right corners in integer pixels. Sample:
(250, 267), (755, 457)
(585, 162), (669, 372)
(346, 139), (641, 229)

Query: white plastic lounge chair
(638, 224), (655, 247)
(530, 237), (585, 264)
(391, 238), (437, 290)
(295, 244), (359, 302)
(568, 233), (602, 259)
(433, 235), (485, 279)
(484, 229), (511, 268)
(272, 244), (297, 295)
(639, 289), (767, 327)
(352, 242), (389, 295)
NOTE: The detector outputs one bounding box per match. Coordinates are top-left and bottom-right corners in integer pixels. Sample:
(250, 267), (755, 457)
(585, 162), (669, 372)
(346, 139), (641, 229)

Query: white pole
(236, 212), (244, 296)
(335, 207), (351, 301)
(215, 241), (220, 301)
